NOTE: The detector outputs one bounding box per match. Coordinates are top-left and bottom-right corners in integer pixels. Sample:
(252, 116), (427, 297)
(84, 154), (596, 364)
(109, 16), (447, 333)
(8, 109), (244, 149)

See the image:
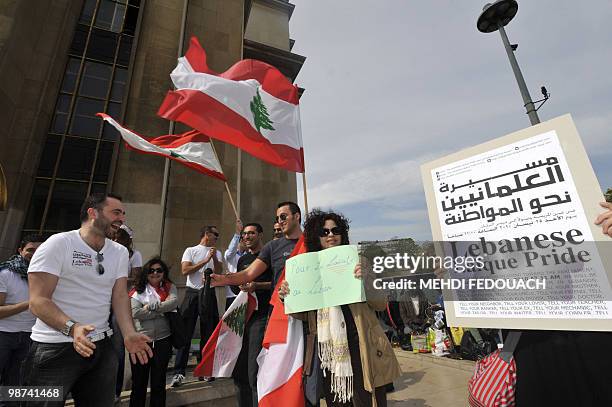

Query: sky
(288, 0), (612, 244)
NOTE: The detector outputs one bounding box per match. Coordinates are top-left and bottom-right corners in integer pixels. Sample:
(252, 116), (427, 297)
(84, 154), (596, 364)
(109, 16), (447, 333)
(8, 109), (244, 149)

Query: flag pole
(209, 140), (240, 220)
(159, 0), (189, 254)
(301, 171), (309, 215)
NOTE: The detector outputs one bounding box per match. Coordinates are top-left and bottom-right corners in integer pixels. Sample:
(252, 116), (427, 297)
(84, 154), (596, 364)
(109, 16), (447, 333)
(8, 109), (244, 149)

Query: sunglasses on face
(96, 252), (104, 275)
(208, 231), (219, 238)
(318, 227), (343, 237)
(274, 228), (282, 233)
(275, 213), (291, 223)
(148, 267), (163, 275)
(241, 231), (257, 236)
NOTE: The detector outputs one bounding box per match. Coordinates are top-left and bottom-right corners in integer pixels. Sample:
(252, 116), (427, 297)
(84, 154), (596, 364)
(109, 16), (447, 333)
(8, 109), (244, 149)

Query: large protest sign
(421, 114), (612, 331)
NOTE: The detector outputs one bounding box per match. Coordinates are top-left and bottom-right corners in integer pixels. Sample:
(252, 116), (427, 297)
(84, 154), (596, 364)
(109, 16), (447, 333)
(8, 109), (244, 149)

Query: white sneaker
(171, 374), (185, 388)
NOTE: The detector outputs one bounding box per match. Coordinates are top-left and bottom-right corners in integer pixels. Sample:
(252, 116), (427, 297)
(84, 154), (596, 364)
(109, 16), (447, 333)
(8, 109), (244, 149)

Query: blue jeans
(23, 337), (118, 407)
(0, 331), (31, 386)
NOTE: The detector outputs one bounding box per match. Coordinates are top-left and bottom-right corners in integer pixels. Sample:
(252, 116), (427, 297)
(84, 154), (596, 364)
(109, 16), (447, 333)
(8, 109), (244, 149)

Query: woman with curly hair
(129, 258), (178, 407)
(279, 209), (401, 407)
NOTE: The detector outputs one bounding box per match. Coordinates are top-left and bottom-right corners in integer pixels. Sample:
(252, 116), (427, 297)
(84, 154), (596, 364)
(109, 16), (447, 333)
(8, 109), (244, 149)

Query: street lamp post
(477, 0), (540, 125)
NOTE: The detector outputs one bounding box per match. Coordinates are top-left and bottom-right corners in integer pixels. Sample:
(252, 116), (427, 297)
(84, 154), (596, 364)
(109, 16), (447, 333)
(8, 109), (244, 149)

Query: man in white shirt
(24, 193), (152, 406)
(171, 225), (223, 387)
(224, 219), (245, 305)
(0, 234), (44, 387)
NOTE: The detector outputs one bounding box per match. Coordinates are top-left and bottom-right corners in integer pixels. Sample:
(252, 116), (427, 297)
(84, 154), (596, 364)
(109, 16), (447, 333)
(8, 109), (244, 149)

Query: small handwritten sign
(284, 245), (365, 313)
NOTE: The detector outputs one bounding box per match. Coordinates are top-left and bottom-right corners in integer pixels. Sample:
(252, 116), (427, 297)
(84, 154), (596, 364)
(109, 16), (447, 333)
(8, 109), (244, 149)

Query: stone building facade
(0, 0), (305, 281)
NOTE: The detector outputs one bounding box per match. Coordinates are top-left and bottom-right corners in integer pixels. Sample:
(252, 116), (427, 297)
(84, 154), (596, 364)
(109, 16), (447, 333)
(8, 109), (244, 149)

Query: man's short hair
(79, 193), (122, 223)
(200, 225), (218, 238)
(277, 201), (301, 217)
(243, 222), (263, 233)
(19, 234), (45, 249)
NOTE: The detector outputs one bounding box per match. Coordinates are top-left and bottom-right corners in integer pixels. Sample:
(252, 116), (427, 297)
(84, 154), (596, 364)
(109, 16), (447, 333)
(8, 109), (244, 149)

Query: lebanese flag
(98, 113), (225, 181)
(157, 37), (305, 173)
(194, 291), (258, 377)
(257, 236), (306, 407)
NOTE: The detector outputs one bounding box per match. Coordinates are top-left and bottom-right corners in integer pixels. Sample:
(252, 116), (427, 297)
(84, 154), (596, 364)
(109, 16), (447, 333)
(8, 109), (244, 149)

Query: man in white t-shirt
(171, 225), (223, 387)
(224, 219), (245, 304)
(0, 234), (44, 387)
(24, 193), (153, 406)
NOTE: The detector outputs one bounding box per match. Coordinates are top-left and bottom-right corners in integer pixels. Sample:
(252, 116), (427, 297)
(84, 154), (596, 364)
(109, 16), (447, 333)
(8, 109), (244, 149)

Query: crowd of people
(1, 192), (611, 406)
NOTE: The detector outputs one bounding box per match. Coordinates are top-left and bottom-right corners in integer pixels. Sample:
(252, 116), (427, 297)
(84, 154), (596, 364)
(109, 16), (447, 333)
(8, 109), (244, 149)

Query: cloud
(291, 0), (612, 242)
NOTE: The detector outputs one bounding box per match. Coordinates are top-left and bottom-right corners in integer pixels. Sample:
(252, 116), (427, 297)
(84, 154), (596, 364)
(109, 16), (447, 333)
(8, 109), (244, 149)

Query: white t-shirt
(0, 268), (36, 332)
(129, 250), (143, 270)
(28, 230), (129, 343)
(181, 245), (223, 290)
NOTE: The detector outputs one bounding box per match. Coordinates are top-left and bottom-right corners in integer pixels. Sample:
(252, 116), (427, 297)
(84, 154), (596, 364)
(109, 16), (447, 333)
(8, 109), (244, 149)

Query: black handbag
(165, 310), (188, 349)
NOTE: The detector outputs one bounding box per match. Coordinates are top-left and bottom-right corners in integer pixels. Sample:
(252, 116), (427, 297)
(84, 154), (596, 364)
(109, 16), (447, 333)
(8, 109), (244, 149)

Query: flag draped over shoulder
(98, 113), (226, 181)
(194, 291), (258, 378)
(257, 236), (307, 407)
(157, 37), (305, 173)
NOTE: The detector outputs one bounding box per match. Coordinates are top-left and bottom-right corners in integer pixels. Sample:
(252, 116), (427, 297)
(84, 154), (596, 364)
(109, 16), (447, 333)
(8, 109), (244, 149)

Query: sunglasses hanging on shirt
(96, 252), (104, 275)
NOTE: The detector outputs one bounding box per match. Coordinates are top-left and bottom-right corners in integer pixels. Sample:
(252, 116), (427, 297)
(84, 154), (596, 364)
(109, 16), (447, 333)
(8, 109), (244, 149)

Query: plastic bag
(411, 333), (430, 353)
(449, 327), (464, 346)
(431, 328), (451, 356)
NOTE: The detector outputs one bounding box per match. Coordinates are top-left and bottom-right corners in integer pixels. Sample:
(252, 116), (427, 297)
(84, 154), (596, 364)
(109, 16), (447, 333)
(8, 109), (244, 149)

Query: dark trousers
(174, 287), (219, 375)
(322, 336), (387, 407)
(110, 314), (125, 397)
(23, 337), (117, 407)
(0, 331), (31, 387)
(387, 301), (404, 332)
(129, 337), (172, 407)
(232, 312), (267, 407)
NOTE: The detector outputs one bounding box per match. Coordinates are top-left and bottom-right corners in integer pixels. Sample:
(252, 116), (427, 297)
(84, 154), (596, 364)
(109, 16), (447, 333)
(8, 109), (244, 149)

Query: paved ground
(386, 351), (473, 407)
(110, 349), (474, 406)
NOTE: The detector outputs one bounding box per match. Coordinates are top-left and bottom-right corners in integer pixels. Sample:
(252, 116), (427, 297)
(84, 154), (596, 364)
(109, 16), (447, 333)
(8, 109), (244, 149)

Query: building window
(23, 0), (140, 237)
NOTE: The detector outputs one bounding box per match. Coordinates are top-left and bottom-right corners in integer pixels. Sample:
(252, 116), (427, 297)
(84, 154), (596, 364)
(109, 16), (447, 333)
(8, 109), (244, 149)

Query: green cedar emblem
(224, 302), (247, 336)
(250, 89), (275, 133)
(170, 150), (186, 160)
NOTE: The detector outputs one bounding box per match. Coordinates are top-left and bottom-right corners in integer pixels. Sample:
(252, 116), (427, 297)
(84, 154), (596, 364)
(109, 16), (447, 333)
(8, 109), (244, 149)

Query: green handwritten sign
(284, 245), (365, 313)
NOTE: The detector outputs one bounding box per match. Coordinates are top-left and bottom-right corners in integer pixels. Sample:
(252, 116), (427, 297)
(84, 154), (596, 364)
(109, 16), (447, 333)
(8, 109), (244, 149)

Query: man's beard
(94, 216), (116, 239)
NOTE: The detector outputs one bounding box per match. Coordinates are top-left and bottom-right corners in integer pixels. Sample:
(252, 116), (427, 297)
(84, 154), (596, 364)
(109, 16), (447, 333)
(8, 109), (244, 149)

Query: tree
(605, 188), (612, 203)
(223, 302), (247, 336)
(250, 89), (275, 133)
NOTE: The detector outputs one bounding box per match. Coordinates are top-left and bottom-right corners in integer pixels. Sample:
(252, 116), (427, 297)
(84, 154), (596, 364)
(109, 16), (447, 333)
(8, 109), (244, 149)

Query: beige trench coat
(296, 300), (402, 406)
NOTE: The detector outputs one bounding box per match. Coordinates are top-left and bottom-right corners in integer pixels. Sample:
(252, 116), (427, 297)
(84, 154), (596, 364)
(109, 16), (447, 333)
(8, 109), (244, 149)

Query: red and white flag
(257, 236), (306, 407)
(157, 37), (305, 173)
(98, 113), (225, 181)
(194, 291), (258, 377)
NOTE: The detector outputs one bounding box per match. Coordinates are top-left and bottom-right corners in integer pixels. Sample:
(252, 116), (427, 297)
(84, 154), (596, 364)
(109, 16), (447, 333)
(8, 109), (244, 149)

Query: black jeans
(0, 331), (31, 387)
(23, 337), (118, 407)
(129, 337), (172, 407)
(174, 287), (219, 375)
(232, 312), (267, 407)
(110, 314), (125, 397)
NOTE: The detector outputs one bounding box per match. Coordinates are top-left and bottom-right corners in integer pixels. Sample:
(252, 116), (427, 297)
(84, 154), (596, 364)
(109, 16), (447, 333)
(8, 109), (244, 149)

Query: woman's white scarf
(131, 283), (161, 308)
(317, 306), (353, 403)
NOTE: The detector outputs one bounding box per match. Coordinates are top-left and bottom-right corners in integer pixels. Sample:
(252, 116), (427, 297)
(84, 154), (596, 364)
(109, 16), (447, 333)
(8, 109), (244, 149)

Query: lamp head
(477, 0), (519, 33)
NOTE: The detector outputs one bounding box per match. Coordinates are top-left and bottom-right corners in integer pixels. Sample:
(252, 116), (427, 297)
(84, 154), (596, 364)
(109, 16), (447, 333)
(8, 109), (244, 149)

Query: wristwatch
(61, 320), (76, 337)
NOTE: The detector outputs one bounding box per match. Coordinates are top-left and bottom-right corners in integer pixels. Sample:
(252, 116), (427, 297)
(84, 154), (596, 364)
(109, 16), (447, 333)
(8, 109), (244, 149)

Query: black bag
(460, 330), (496, 361)
(165, 310), (188, 349)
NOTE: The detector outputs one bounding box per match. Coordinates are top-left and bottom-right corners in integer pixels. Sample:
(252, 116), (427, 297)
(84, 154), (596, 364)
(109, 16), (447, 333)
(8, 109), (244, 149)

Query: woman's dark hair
(303, 209), (350, 252)
(135, 257), (172, 294)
